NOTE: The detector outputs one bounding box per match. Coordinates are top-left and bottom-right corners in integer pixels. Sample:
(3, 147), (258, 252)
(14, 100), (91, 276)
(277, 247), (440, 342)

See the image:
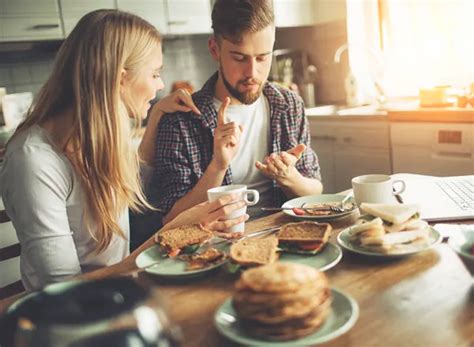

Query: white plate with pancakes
(281, 194), (357, 220)
(337, 226), (442, 258)
(215, 287), (359, 346)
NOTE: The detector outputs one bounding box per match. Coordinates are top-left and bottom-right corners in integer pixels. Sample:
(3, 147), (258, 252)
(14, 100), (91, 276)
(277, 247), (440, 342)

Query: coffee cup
(207, 185), (260, 233)
(351, 174), (405, 206)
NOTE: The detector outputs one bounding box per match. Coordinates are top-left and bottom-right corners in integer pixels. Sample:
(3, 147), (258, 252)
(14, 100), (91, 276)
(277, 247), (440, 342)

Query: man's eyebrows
(229, 50), (272, 57)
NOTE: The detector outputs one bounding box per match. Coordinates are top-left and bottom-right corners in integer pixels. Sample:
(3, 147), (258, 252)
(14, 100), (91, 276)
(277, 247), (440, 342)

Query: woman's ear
(119, 68), (127, 87)
(208, 36), (219, 62)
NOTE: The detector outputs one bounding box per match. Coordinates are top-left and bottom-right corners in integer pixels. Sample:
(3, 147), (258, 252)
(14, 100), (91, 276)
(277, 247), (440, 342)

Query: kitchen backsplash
(0, 35), (217, 98)
(0, 20), (347, 105)
(275, 20), (348, 105)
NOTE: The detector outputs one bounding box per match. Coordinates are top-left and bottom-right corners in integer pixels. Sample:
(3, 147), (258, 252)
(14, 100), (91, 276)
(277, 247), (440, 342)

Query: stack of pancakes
(232, 262), (332, 341)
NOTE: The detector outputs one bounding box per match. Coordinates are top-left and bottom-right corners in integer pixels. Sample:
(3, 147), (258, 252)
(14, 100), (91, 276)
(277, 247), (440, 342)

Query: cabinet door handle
(32, 24), (59, 30)
(433, 151), (472, 159)
(168, 20), (188, 25)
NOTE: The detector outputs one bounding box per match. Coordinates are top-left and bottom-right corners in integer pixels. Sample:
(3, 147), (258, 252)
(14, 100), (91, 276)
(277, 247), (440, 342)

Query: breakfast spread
(232, 262), (332, 341)
(349, 203), (430, 254)
(277, 221), (332, 254)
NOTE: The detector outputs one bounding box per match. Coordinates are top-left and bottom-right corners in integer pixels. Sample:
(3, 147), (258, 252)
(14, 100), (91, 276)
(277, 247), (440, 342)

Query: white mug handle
(392, 180), (406, 195)
(243, 190), (260, 206)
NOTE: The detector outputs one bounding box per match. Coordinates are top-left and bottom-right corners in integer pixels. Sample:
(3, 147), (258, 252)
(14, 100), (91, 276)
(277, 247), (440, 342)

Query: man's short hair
(211, 0), (274, 43)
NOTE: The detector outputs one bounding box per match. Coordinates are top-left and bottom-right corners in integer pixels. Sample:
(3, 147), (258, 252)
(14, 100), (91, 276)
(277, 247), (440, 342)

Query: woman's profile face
(121, 44), (164, 118)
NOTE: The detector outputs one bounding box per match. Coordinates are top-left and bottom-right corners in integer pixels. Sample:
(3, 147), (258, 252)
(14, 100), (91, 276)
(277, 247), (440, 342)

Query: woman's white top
(0, 125), (129, 290)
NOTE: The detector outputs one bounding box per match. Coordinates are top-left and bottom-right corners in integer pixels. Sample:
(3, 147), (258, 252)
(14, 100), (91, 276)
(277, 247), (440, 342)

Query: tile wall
(0, 20), (348, 105)
(0, 35), (217, 98)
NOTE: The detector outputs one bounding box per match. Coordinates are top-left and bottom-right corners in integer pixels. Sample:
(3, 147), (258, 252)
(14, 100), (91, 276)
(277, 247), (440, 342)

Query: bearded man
(149, 0), (323, 225)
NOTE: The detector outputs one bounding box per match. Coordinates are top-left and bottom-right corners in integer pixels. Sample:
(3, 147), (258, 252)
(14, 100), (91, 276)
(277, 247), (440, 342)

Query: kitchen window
(346, 0), (474, 97)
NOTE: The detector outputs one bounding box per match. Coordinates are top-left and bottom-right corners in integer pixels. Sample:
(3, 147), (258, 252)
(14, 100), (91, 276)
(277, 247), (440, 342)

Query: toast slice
(156, 224), (213, 253)
(277, 222), (332, 244)
(230, 235), (279, 267)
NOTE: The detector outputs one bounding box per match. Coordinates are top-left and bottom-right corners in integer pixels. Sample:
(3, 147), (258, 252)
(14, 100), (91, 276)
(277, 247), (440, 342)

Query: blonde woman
(0, 10), (247, 291)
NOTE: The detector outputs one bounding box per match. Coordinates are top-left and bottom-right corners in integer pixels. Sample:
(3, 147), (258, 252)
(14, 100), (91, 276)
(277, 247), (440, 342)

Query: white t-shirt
(0, 125), (129, 290)
(213, 96), (273, 210)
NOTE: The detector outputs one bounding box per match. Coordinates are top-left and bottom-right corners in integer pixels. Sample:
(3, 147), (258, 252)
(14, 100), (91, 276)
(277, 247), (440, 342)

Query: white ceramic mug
(351, 174), (406, 206)
(207, 185), (260, 233)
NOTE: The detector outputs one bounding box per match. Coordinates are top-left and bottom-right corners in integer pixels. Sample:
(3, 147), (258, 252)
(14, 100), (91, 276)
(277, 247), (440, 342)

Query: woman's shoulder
(3, 125), (72, 180)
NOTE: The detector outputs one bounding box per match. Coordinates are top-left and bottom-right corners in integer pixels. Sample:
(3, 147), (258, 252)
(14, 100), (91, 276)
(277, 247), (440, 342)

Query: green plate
(214, 288), (359, 346)
(281, 194), (357, 220)
(279, 242), (342, 272)
(337, 226), (442, 258)
(135, 242), (229, 278)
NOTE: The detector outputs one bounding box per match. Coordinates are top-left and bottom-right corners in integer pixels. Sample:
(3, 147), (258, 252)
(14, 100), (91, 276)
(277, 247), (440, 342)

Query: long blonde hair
(14, 9), (161, 252)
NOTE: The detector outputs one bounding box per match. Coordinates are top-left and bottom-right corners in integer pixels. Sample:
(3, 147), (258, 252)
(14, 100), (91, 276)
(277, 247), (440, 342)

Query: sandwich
(227, 235), (279, 273)
(276, 222), (332, 254)
(155, 224), (213, 257)
(232, 262), (332, 341)
(349, 203), (430, 253)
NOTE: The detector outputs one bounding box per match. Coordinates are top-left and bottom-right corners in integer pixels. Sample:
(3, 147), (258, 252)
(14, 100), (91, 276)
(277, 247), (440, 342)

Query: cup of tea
(351, 174), (405, 206)
(207, 185), (259, 233)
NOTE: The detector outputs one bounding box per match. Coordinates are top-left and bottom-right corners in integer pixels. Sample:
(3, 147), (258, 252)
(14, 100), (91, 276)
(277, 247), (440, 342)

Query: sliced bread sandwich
(277, 222), (332, 254)
(228, 235), (279, 272)
(155, 224), (213, 257)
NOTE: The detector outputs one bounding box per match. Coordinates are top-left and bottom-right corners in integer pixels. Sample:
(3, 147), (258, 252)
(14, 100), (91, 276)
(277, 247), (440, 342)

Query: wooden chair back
(0, 209), (24, 299)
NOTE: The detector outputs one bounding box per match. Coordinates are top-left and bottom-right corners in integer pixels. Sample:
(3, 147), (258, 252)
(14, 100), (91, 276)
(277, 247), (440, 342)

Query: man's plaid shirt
(148, 72), (321, 214)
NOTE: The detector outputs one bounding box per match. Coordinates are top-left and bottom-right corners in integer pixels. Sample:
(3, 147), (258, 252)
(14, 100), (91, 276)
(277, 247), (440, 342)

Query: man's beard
(220, 66), (263, 105)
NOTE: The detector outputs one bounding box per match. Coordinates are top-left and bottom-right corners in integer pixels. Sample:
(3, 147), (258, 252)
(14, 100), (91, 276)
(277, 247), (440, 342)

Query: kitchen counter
(305, 102), (474, 123)
(388, 107), (474, 123)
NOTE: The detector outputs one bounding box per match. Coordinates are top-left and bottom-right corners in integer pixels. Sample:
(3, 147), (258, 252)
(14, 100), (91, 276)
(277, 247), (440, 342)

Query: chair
(0, 208), (24, 300)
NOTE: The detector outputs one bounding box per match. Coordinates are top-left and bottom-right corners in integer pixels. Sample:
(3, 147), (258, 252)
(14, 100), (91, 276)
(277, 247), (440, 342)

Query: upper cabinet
(165, 0), (212, 35)
(0, 0), (212, 42)
(274, 0), (347, 27)
(63, 0), (211, 37)
(116, 0), (168, 34)
(0, 0), (63, 42)
(60, 0), (115, 36)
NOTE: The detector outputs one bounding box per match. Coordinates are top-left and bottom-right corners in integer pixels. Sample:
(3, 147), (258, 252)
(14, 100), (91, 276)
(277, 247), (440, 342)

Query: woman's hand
(151, 88), (201, 120)
(139, 88), (200, 165)
(164, 194), (249, 232)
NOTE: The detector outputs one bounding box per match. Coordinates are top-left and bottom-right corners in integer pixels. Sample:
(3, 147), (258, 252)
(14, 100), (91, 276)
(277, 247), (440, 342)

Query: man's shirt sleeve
(293, 97), (322, 181)
(149, 115), (195, 214)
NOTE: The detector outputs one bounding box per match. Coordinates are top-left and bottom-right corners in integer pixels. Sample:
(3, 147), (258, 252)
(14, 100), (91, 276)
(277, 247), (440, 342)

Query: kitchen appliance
(0, 277), (182, 347)
(270, 49), (317, 107)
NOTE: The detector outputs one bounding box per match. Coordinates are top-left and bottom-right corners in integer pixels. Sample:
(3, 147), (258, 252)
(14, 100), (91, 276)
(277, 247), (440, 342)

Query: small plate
(135, 242), (229, 278)
(337, 226), (442, 258)
(214, 288), (359, 346)
(279, 242), (343, 272)
(281, 194), (356, 220)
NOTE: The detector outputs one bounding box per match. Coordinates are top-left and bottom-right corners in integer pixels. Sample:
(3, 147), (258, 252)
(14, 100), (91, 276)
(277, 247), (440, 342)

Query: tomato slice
(298, 242), (322, 251)
(168, 248), (181, 257)
(292, 207), (306, 216)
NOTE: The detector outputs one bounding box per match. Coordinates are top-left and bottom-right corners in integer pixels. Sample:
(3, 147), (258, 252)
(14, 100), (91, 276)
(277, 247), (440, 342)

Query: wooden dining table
(1, 211), (473, 347)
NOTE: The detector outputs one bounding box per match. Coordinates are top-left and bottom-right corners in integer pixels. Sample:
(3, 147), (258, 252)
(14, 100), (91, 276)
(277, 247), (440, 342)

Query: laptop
(396, 174), (474, 222)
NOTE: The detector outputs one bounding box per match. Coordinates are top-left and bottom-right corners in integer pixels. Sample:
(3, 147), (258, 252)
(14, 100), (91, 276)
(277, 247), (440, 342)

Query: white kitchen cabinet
(391, 122), (474, 176)
(0, 0), (63, 42)
(118, 0), (212, 35)
(117, 0), (167, 34)
(309, 118), (391, 193)
(60, 0), (116, 36)
(274, 0), (346, 28)
(166, 0), (212, 35)
(310, 123), (337, 193)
